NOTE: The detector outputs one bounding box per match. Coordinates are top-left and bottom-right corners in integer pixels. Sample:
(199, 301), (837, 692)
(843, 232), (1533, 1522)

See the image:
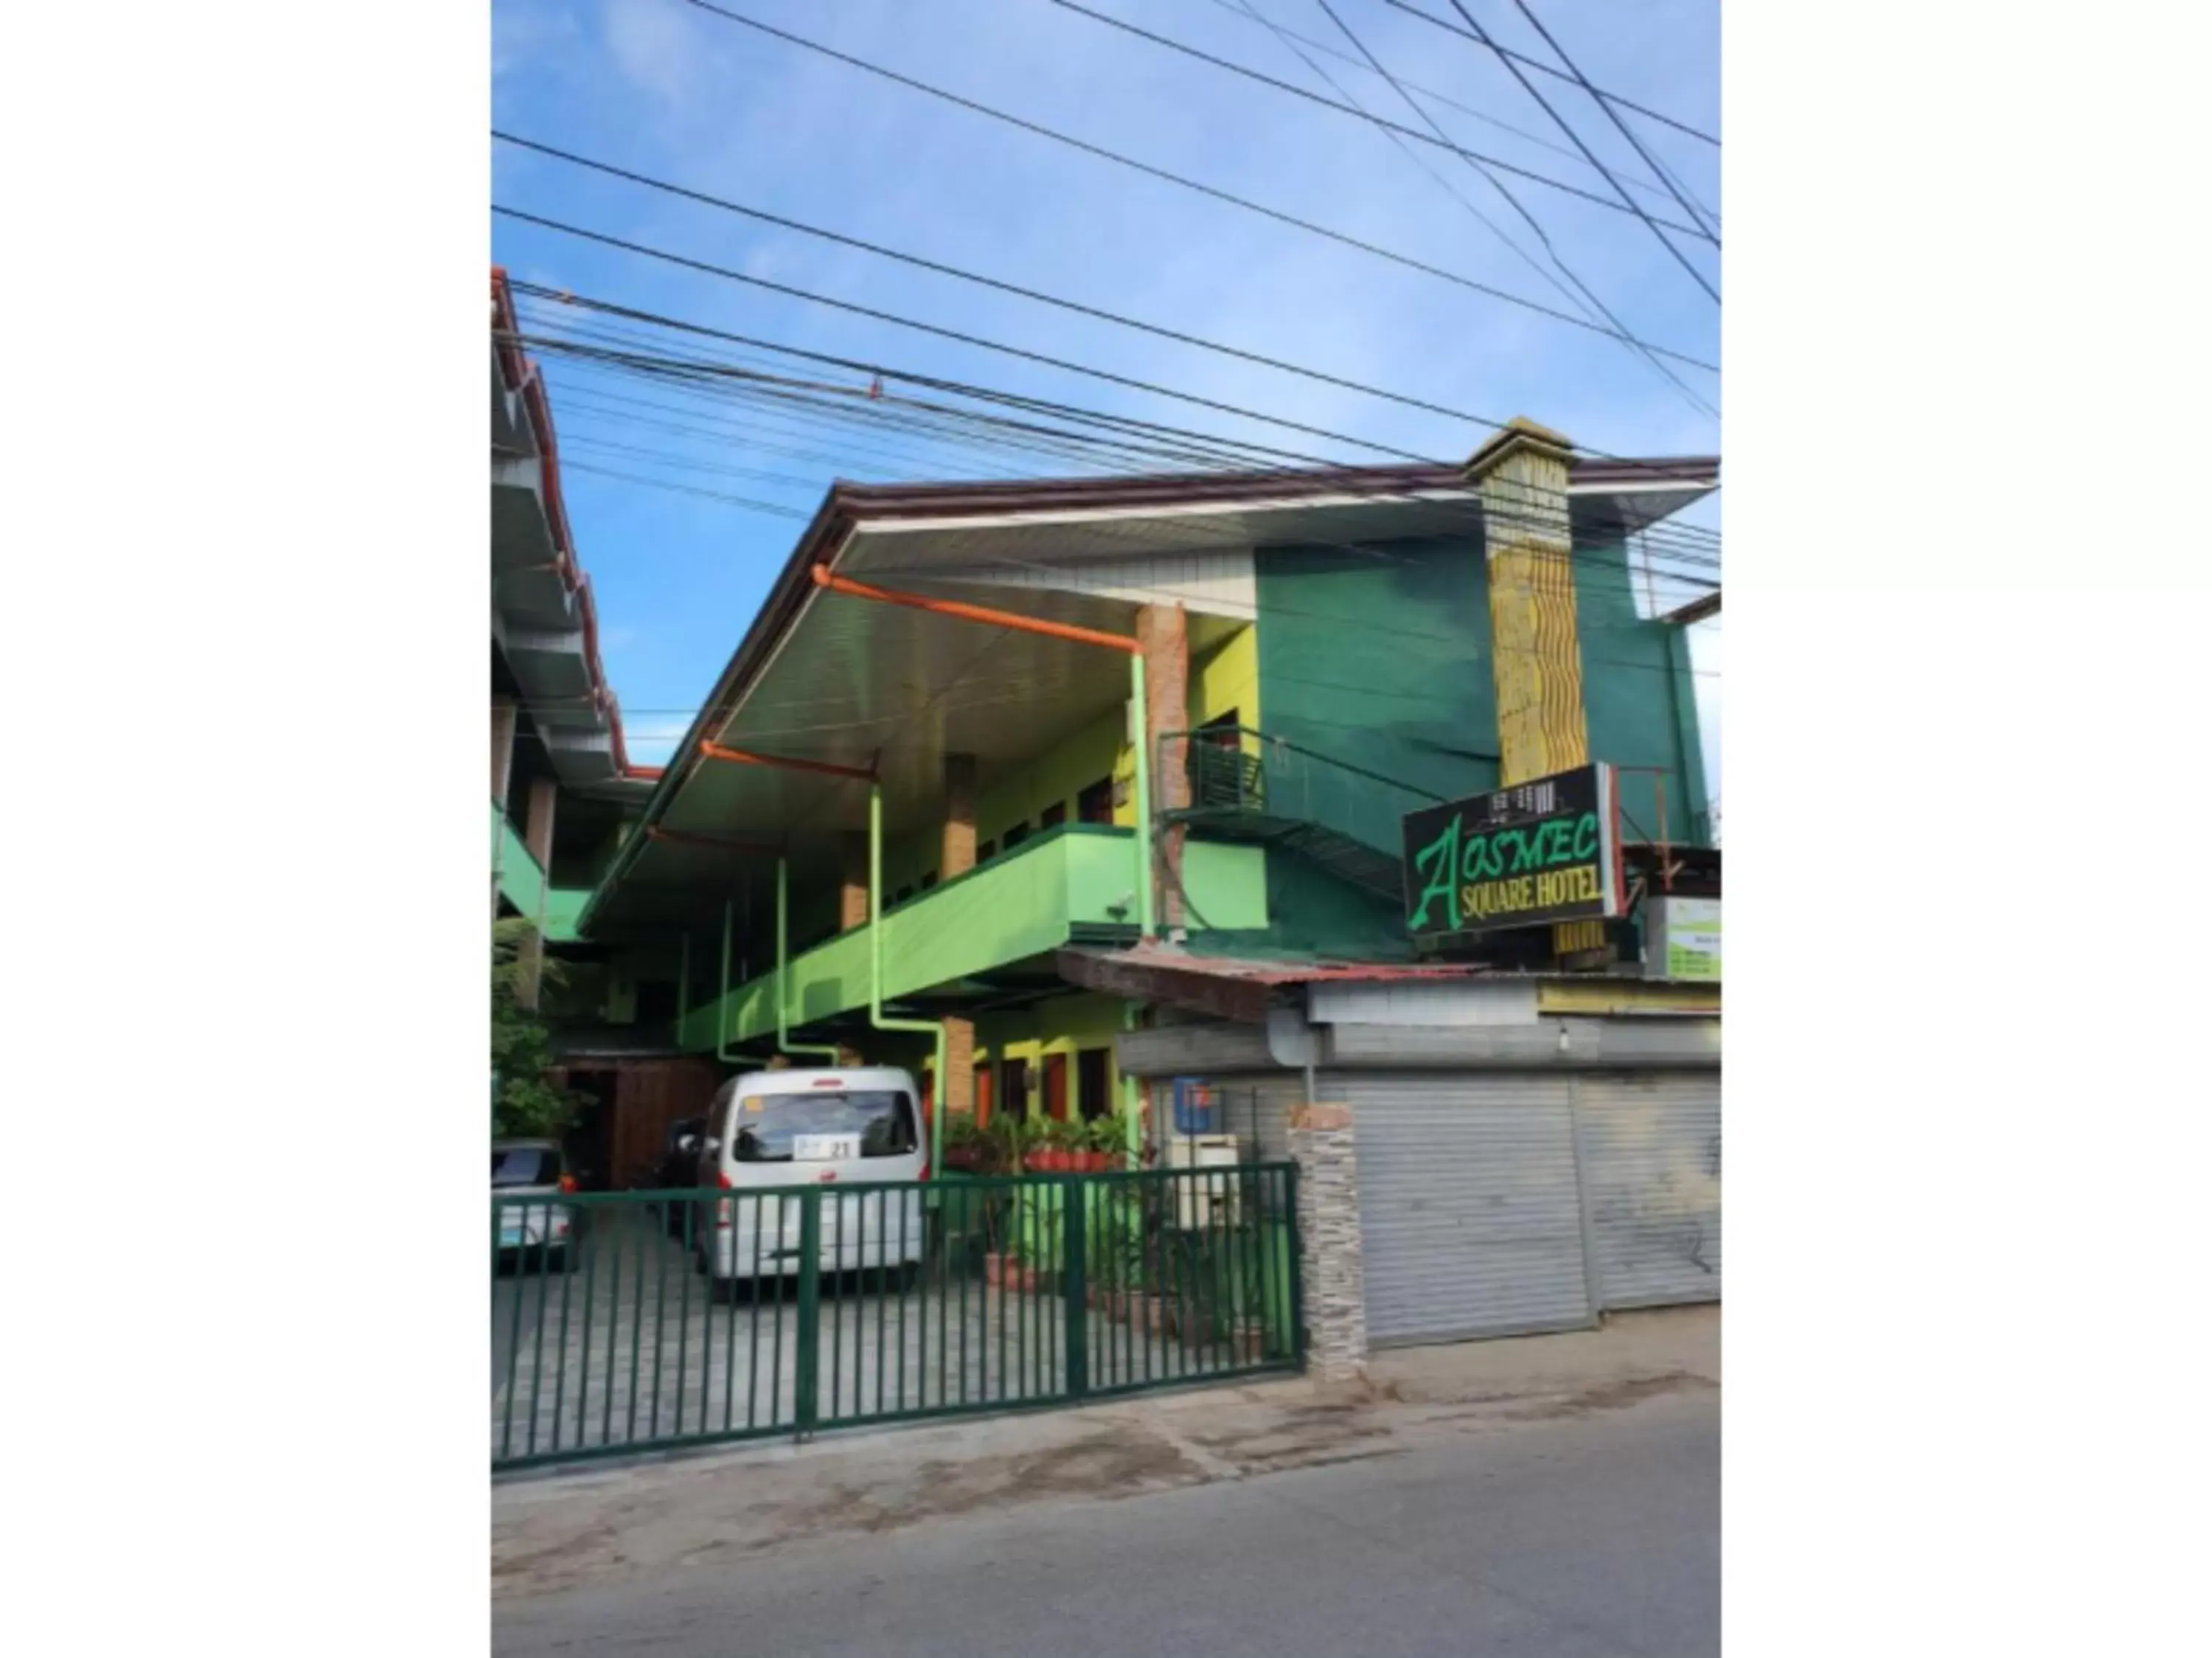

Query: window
(728, 1092), (918, 1162)
(894, 884), (914, 905)
(1004, 820), (1033, 850)
(1040, 802), (1068, 829)
(920, 870), (939, 889)
(1077, 776), (1114, 824)
(976, 839), (997, 863)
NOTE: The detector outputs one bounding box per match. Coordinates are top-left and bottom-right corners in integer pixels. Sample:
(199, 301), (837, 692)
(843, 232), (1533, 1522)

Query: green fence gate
(492, 1163), (1305, 1473)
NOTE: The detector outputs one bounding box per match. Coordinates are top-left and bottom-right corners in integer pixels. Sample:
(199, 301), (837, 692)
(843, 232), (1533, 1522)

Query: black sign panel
(1402, 763), (1622, 942)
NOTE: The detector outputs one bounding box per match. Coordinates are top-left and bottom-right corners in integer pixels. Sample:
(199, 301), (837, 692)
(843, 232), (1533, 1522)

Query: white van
(692, 1066), (928, 1294)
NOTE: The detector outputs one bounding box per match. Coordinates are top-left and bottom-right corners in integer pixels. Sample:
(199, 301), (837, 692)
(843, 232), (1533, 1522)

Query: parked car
(692, 1066), (927, 1299)
(493, 1138), (577, 1270)
(655, 1117), (706, 1236)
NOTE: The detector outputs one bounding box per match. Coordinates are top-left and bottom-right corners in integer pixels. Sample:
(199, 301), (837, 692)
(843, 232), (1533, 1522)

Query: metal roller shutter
(1339, 1072), (1593, 1346)
(1574, 1073), (1722, 1309)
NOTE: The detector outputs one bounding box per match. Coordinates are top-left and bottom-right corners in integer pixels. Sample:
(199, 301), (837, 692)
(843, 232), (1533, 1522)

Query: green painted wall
(1253, 538), (1504, 854)
(1575, 541), (1712, 844)
(1242, 533), (1711, 960)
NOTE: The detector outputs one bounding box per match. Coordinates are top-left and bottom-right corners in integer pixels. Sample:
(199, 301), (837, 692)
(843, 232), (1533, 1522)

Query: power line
(557, 457), (813, 518)
(1434, 0), (1718, 302)
(1034, 0), (1714, 240)
(509, 282), (1366, 474)
(1280, 0), (1717, 419)
(503, 288), (1722, 561)
(1378, 0), (1719, 148)
(1192, 0), (1714, 220)
(494, 129), (1715, 430)
(535, 343), (1725, 572)
(1500, 0), (1720, 243)
(670, 1), (1716, 373)
(496, 204), (1447, 463)
(518, 322), (1321, 477)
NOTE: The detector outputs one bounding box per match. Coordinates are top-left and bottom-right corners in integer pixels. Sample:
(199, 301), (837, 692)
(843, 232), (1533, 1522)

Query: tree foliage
(492, 918), (585, 1140)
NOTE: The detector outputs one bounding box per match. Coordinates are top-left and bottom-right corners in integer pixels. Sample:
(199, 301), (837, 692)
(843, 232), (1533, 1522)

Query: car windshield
(492, 1148), (561, 1187)
(731, 1092), (917, 1162)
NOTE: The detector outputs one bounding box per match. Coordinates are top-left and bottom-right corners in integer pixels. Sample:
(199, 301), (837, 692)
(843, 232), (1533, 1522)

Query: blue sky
(492, 0), (1720, 813)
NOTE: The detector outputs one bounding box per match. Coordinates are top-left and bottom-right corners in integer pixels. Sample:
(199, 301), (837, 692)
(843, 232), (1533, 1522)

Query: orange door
(1044, 1052), (1069, 1121)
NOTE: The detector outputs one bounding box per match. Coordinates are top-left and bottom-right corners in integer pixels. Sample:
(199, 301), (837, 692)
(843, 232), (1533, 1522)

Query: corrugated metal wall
(1573, 1073), (1722, 1309)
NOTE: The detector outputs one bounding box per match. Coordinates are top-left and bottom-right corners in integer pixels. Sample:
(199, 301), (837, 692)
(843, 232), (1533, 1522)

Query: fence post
(1061, 1177), (1088, 1399)
(795, 1189), (821, 1440)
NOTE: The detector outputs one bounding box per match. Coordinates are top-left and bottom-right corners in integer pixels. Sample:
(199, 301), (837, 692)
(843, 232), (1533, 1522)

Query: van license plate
(793, 1134), (861, 1161)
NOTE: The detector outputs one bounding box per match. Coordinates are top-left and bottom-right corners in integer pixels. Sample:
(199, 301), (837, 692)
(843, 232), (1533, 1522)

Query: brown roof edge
(826, 455), (1719, 527)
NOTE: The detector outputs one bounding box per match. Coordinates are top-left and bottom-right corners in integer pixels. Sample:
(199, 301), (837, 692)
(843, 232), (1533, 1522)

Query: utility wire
(522, 328), (1725, 566)
(494, 209), (1720, 482)
(1435, 0), (1718, 302)
(495, 131), (1717, 425)
(495, 204), (1451, 463)
(1279, 0), (1716, 419)
(1034, 0), (1713, 240)
(501, 288), (1722, 556)
(510, 282), (1366, 474)
(1193, 0), (1713, 220)
(1378, 0), (1719, 148)
(1501, 0), (1720, 243)
(515, 322), (1331, 476)
(670, 1), (1716, 372)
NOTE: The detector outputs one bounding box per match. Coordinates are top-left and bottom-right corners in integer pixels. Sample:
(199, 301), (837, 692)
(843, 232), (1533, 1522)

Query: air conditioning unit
(1165, 1134), (1242, 1229)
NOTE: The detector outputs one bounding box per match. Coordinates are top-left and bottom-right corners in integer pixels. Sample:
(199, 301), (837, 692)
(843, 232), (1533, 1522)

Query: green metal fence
(492, 1163), (1304, 1472)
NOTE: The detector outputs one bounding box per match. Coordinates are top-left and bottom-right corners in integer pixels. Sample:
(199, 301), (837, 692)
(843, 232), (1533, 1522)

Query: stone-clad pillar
(1288, 1102), (1368, 1385)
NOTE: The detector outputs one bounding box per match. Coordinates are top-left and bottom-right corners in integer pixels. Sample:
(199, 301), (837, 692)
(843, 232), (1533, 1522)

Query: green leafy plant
(491, 918), (587, 1140)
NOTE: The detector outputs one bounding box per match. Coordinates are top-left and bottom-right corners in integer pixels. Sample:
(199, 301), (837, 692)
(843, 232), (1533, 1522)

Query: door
(1043, 1053), (1068, 1121)
(1076, 1047), (1111, 1121)
(1340, 1072), (1593, 1346)
(1574, 1072), (1721, 1309)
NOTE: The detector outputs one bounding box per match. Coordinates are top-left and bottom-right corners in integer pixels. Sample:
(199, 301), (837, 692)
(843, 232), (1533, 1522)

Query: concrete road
(494, 1351), (1717, 1657)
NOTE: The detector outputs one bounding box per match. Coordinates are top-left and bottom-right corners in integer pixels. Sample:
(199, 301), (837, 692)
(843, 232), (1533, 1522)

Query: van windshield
(492, 1148), (562, 1187)
(731, 1092), (917, 1162)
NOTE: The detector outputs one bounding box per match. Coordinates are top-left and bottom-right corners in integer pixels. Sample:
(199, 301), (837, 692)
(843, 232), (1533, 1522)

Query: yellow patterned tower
(1465, 417), (1604, 959)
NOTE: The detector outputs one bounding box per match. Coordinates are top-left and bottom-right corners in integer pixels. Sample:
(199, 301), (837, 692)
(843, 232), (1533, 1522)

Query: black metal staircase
(1160, 727), (1443, 902)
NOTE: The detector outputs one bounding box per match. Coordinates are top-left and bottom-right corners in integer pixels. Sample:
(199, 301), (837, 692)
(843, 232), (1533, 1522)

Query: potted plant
(941, 1112), (985, 1173)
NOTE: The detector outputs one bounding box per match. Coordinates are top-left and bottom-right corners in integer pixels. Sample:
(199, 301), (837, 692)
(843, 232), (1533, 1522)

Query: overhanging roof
(578, 451), (1719, 937)
(491, 268), (658, 794)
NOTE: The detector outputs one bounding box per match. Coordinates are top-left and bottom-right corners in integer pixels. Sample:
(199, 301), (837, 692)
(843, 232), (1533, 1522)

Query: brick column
(938, 752), (980, 1117)
(1288, 1102), (1368, 1385)
(839, 833), (869, 932)
(516, 775), (557, 1010)
(1136, 603), (1190, 936)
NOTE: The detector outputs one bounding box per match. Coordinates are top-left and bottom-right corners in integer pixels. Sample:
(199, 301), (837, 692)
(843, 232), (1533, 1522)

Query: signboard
(1644, 897), (1721, 982)
(1402, 763), (1622, 944)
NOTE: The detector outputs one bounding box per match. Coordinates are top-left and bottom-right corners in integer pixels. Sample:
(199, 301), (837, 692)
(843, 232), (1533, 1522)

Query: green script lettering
(1572, 812), (1597, 859)
(1408, 816), (1461, 931)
